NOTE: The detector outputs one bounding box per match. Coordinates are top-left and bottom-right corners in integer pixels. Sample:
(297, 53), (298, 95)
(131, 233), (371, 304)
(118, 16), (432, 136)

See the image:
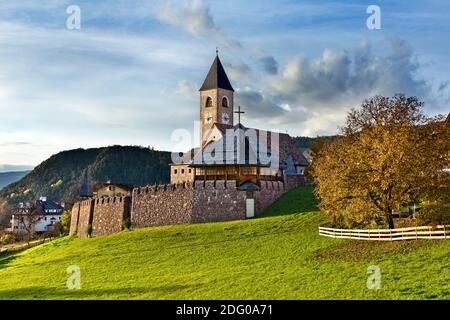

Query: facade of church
(70, 55), (308, 238)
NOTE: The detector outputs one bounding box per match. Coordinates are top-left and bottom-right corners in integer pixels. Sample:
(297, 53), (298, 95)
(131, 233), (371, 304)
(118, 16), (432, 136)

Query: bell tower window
(222, 97), (228, 108)
(205, 97), (213, 108)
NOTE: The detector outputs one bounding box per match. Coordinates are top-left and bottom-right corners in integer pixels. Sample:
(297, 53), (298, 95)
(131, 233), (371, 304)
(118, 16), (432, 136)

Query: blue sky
(0, 0), (449, 169)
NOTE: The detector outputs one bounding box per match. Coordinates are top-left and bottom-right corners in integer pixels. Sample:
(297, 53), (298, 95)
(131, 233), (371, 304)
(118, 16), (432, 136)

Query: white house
(10, 197), (65, 234)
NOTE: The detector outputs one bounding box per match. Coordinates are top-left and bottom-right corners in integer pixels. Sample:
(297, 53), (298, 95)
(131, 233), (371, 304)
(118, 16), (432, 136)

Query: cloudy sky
(0, 0), (449, 169)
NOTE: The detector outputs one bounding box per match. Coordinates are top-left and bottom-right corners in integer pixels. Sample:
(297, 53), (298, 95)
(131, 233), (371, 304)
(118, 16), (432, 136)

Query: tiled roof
(191, 124), (309, 167)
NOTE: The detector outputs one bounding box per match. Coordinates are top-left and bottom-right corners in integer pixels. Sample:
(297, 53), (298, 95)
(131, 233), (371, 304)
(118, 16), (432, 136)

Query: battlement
(94, 195), (129, 205)
(70, 177), (304, 238)
(132, 180), (242, 195)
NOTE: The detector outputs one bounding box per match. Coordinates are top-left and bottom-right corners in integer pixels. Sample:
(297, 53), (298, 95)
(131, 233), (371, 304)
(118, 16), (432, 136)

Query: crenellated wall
(191, 180), (246, 223)
(70, 177), (303, 238)
(285, 175), (306, 191)
(69, 202), (80, 236)
(70, 199), (95, 238)
(131, 182), (194, 228)
(255, 180), (286, 213)
(92, 196), (131, 237)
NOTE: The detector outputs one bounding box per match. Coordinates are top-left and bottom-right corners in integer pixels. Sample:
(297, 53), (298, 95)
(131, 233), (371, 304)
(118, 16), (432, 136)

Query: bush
(122, 218), (131, 230)
(86, 224), (93, 238)
(0, 234), (14, 245)
(60, 210), (72, 235)
(417, 187), (450, 226)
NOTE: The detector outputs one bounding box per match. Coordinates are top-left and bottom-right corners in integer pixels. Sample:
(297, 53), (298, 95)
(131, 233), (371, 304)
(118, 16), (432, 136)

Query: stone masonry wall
(70, 176), (303, 238)
(131, 183), (194, 228)
(69, 202), (80, 236)
(285, 175), (305, 191)
(255, 181), (285, 213)
(74, 199), (94, 238)
(92, 196), (131, 237)
(191, 180), (246, 223)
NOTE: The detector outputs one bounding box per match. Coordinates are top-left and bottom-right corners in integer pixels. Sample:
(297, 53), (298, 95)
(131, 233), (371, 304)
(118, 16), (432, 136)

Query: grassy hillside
(0, 187), (449, 300)
(0, 171), (30, 190)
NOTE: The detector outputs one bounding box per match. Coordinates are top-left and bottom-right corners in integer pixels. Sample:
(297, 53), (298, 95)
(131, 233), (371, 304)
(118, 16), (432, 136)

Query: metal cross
(234, 105), (245, 124)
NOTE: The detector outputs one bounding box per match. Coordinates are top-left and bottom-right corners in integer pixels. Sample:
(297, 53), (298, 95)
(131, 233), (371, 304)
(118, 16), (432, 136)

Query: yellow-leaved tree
(312, 95), (449, 229)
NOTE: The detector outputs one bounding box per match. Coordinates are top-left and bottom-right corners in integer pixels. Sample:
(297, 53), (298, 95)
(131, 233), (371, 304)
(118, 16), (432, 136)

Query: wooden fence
(319, 224), (450, 241)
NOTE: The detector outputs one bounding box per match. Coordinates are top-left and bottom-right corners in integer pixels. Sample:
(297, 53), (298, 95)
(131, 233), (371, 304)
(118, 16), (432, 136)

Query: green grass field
(0, 186), (449, 300)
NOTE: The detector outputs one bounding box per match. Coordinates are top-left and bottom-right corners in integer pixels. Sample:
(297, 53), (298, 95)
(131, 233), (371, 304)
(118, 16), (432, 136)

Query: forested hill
(0, 146), (172, 208)
(292, 136), (336, 150)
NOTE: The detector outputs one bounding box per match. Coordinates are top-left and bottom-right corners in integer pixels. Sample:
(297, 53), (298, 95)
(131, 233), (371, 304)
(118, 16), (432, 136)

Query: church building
(70, 53), (309, 238)
(170, 53), (308, 198)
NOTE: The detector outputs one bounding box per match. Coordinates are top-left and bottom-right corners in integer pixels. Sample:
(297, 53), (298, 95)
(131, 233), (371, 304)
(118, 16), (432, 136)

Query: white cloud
(156, 0), (241, 49)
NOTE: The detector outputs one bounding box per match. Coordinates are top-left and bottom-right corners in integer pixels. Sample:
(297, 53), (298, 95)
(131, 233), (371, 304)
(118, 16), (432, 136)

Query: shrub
(417, 187), (450, 226)
(86, 224), (93, 238)
(0, 234), (14, 245)
(122, 218), (131, 230)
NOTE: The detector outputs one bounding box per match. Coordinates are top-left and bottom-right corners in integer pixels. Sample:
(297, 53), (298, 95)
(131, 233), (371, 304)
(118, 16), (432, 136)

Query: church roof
(190, 124), (309, 167)
(80, 170), (92, 198)
(199, 55), (234, 92)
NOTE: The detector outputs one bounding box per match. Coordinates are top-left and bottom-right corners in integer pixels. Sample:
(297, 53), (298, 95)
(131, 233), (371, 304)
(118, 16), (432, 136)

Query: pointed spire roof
(80, 169), (92, 198)
(199, 54), (234, 92)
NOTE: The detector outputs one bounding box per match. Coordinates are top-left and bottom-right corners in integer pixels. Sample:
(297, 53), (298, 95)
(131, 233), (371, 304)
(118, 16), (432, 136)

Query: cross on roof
(234, 105), (245, 124)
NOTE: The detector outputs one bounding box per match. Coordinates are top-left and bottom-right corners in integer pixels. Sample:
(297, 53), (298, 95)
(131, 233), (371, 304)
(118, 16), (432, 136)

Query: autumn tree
(312, 95), (449, 229)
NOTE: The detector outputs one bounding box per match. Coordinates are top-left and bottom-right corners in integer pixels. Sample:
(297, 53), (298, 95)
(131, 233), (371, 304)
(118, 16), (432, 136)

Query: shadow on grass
(310, 239), (447, 263)
(0, 284), (201, 300)
(260, 186), (319, 217)
(0, 252), (20, 270)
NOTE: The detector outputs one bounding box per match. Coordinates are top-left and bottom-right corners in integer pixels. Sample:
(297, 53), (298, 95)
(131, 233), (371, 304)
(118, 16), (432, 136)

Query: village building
(93, 181), (133, 198)
(10, 197), (65, 234)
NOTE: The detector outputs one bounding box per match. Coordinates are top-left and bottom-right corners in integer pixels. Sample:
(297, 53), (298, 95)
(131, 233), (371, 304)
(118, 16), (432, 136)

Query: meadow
(0, 186), (448, 299)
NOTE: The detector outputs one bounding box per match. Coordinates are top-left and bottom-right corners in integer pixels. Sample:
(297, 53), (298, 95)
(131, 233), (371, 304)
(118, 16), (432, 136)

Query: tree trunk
(385, 211), (395, 229)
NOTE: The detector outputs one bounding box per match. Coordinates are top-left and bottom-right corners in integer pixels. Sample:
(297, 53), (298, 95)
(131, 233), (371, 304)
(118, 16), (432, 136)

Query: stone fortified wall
(91, 196), (131, 237)
(131, 182), (194, 228)
(70, 178), (304, 238)
(70, 196), (130, 238)
(70, 199), (94, 238)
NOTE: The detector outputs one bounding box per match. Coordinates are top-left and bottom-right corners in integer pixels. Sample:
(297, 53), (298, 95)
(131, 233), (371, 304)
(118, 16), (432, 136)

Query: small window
(181, 169), (185, 174)
(188, 169), (192, 174)
(222, 97), (228, 108)
(205, 97), (213, 108)
(174, 169), (178, 174)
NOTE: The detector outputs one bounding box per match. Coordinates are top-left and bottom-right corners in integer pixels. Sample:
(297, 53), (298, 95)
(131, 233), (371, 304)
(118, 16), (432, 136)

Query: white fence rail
(319, 224), (450, 241)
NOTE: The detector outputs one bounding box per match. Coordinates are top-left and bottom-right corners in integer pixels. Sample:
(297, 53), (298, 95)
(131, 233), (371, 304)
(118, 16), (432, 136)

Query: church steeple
(80, 169), (92, 198)
(199, 53), (235, 143)
(199, 54), (234, 92)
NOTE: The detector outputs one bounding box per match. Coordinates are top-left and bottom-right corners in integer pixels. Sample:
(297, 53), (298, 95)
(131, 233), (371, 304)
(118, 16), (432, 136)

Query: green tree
(54, 210), (72, 236)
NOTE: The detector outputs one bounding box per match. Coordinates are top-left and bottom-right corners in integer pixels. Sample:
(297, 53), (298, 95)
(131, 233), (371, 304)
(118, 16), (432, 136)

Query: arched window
(205, 97), (213, 108)
(222, 97), (228, 108)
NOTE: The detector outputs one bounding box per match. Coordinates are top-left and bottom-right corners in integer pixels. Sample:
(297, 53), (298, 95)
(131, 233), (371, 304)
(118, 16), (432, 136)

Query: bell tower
(199, 52), (234, 143)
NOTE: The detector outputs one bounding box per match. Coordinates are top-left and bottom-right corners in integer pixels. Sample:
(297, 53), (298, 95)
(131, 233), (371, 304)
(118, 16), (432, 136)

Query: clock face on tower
(221, 112), (230, 124)
(204, 113), (213, 124)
